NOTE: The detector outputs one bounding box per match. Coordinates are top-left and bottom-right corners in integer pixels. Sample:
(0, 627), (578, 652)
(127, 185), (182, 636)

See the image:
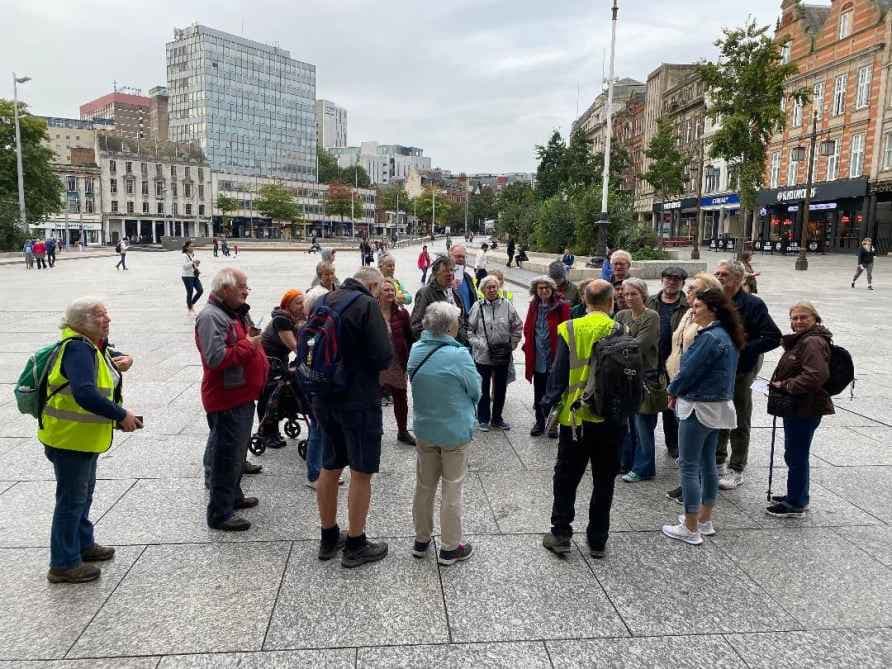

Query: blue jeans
(783, 416), (821, 509)
(44, 447), (98, 569)
(621, 419), (637, 471)
(678, 413), (720, 514)
(306, 417), (324, 482)
(204, 402), (254, 526)
(632, 413), (658, 478)
(182, 276), (204, 309)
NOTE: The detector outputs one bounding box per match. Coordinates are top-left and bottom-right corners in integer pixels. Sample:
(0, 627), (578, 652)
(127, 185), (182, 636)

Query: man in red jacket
(195, 268), (269, 531)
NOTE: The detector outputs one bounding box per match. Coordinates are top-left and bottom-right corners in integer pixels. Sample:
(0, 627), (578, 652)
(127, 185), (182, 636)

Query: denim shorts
(314, 402), (383, 474)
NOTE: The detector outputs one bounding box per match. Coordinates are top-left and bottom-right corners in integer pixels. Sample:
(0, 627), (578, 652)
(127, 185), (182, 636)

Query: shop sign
(701, 193), (740, 208)
(663, 201), (681, 210)
(786, 202), (837, 212)
(758, 178), (868, 206)
(777, 187), (817, 202)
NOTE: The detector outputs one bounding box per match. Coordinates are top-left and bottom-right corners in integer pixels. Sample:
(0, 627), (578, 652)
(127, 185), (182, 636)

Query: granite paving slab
(0, 436), (29, 456)
(838, 524), (892, 567)
(545, 635), (745, 668)
(812, 466), (892, 523)
(441, 534), (629, 643)
(157, 649), (356, 668)
(0, 659), (160, 668)
(0, 546), (144, 661)
(264, 538), (449, 649)
(357, 641), (551, 667)
(94, 434), (207, 479)
(68, 542), (290, 658)
(724, 628), (892, 668)
(810, 428), (892, 467)
(2, 435), (130, 482)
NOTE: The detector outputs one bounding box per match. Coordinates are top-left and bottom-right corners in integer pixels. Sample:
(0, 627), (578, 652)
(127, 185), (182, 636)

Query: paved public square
(0, 242), (890, 667)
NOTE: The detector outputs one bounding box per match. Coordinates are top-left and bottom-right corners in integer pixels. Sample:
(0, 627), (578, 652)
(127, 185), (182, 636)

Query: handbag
(479, 301), (512, 366)
(767, 385), (797, 417)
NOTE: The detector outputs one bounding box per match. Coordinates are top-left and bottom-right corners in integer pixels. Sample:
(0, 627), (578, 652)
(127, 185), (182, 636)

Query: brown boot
(47, 563), (101, 583)
(81, 544), (116, 562)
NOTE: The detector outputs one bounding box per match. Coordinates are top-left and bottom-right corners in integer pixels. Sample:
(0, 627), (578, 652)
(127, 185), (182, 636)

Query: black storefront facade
(653, 197), (699, 239)
(756, 178), (869, 253)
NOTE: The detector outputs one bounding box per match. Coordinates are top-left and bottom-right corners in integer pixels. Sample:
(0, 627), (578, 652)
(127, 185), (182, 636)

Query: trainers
(47, 563), (101, 584)
(397, 431), (417, 446)
(765, 502), (806, 518)
(342, 539), (389, 568)
(490, 419), (511, 431)
(81, 543), (115, 562)
(542, 532), (572, 555)
(438, 542), (473, 566)
(661, 521), (703, 545)
(666, 486), (683, 504)
(318, 531), (347, 560)
(412, 540), (431, 558)
(530, 423), (545, 437)
(622, 471), (644, 483)
(305, 479), (317, 490)
(588, 544), (607, 559)
(677, 514), (716, 536)
(719, 470), (745, 490)
(209, 515), (251, 532)
(770, 495), (809, 510)
(478, 422), (490, 432)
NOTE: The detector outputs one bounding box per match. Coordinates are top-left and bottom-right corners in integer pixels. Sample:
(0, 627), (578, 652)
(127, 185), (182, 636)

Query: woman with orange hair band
(255, 289), (306, 449)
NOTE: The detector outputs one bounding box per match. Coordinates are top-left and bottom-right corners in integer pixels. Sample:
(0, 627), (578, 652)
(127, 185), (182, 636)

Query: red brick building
(612, 92), (645, 195)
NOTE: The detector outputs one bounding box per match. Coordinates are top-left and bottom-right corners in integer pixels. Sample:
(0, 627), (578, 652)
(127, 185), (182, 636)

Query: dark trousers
(717, 366), (759, 471)
(420, 268), (428, 284)
(44, 446), (98, 569)
(476, 363), (508, 424)
(661, 408), (678, 455)
(116, 253), (127, 270)
(620, 419), (636, 471)
(533, 371), (548, 426)
(550, 421), (623, 550)
(36, 255), (46, 269)
(783, 416), (821, 509)
(506, 254), (514, 267)
(47, 249), (56, 267)
(182, 276), (204, 309)
(256, 383), (281, 437)
(383, 384), (409, 432)
(204, 402), (254, 526)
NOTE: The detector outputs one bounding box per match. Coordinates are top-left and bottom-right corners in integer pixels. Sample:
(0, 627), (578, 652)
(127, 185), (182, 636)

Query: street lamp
(594, 0), (619, 265)
(13, 72), (31, 231)
(793, 110), (835, 271)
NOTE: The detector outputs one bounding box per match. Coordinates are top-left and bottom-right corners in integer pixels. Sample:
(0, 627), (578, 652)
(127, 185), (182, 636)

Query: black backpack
(824, 344), (854, 397)
(575, 321), (644, 423)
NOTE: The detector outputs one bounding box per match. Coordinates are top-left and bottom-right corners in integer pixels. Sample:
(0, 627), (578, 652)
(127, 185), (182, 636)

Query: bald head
(584, 279), (615, 314)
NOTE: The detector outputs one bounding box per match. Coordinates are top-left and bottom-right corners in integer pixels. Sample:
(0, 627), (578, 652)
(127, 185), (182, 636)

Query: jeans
(47, 249), (56, 267)
(620, 419), (637, 471)
(678, 413), (720, 515)
(852, 263), (873, 286)
(717, 365), (759, 472)
(550, 420), (623, 550)
(476, 363), (509, 424)
(661, 408), (679, 455)
(182, 276), (204, 309)
(632, 413), (659, 478)
(36, 256), (46, 269)
(413, 439), (469, 551)
(44, 447), (99, 569)
(204, 402), (254, 526)
(421, 268), (428, 284)
(533, 371), (548, 427)
(783, 416), (821, 509)
(306, 417), (324, 482)
(116, 253), (127, 270)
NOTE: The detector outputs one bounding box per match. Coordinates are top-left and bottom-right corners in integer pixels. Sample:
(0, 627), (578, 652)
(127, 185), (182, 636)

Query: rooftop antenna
(577, 81), (581, 117)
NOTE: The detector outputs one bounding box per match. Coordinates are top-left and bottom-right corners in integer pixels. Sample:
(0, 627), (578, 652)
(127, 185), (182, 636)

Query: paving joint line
(260, 540), (295, 651)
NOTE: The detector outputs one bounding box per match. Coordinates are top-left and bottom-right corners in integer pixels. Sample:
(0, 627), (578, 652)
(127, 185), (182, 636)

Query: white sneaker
(719, 470), (745, 490)
(678, 514), (716, 536)
(662, 521), (704, 545)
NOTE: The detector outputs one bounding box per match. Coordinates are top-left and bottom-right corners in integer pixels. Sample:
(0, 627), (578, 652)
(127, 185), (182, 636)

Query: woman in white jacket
(181, 240), (203, 313)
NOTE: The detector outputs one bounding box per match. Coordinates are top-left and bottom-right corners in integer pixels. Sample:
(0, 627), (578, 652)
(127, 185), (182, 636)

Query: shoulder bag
(480, 301), (513, 366)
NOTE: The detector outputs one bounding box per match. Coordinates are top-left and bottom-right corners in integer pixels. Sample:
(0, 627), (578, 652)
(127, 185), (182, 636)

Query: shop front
(866, 181), (892, 253)
(653, 197), (698, 240)
(700, 193), (741, 245)
(756, 178), (868, 253)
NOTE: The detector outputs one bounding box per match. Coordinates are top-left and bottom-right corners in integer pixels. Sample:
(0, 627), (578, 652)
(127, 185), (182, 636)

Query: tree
(535, 130), (566, 200)
(643, 118), (687, 212)
(341, 162), (371, 189)
(254, 183), (299, 225)
(216, 194), (239, 235)
(317, 146), (340, 183)
(0, 100), (63, 249)
(533, 195), (574, 252)
(593, 143), (633, 193)
(561, 128), (599, 195)
(413, 188), (452, 230)
(698, 19), (800, 233)
(376, 184), (408, 213)
(325, 181), (353, 222)
(469, 186), (497, 231)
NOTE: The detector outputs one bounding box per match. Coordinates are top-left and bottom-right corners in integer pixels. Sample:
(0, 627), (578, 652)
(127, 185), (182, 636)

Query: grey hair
(716, 259), (745, 281)
(61, 297), (106, 334)
(529, 275), (557, 296)
(315, 260), (334, 277)
(429, 255), (454, 276)
(422, 301), (461, 336)
(304, 285), (329, 314)
(378, 253), (395, 266)
(211, 267), (242, 294)
(478, 275), (501, 292)
(610, 249), (632, 265)
(621, 277), (649, 300)
(353, 266), (384, 288)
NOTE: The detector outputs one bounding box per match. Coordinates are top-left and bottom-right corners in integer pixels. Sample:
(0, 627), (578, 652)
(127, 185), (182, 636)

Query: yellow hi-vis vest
(556, 311), (616, 427)
(37, 327), (122, 453)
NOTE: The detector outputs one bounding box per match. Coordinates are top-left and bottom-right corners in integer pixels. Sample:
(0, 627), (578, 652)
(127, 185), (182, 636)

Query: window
(813, 81), (825, 120)
(185, 203), (192, 215)
(770, 152), (781, 188)
(839, 8), (853, 40)
(833, 74), (847, 116)
(171, 182), (178, 197)
(156, 181), (164, 197)
(198, 184), (204, 200)
(155, 163), (163, 177)
(850, 133), (865, 177)
(157, 202), (164, 215)
(793, 98), (803, 127)
(856, 65), (871, 109)
(826, 139), (839, 180)
(111, 200), (118, 213)
(126, 180), (134, 195)
(66, 176), (77, 192)
(173, 202), (178, 216)
(110, 178), (118, 194)
(140, 162), (148, 177)
(197, 167), (204, 180)
(141, 181), (149, 196)
(85, 197), (94, 214)
(142, 201), (149, 214)
(788, 149), (799, 186)
(199, 204), (205, 216)
(780, 41), (791, 65)
(884, 132), (892, 170)
(109, 160), (117, 175)
(125, 161), (132, 174)
(84, 178), (94, 194)
(705, 167), (720, 193)
(126, 201), (135, 214)
(184, 183), (192, 198)
(185, 166), (191, 180)
(170, 165), (177, 178)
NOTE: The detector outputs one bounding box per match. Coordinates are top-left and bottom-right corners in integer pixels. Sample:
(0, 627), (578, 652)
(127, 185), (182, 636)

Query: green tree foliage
(254, 183), (299, 223)
(413, 188), (452, 227)
(562, 128), (599, 194)
(593, 143), (633, 193)
(643, 118), (686, 206)
(215, 194), (239, 234)
(325, 182), (354, 221)
(469, 186), (497, 231)
(697, 19), (799, 214)
(535, 130), (566, 200)
(376, 184), (408, 213)
(317, 147), (371, 188)
(495, 182), (536, 243)
(534, 195), (574, 252)
(0, 100), (63, 249)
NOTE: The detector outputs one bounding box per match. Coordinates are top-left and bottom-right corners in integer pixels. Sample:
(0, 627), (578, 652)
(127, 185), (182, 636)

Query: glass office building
(166, 24), (316, 181)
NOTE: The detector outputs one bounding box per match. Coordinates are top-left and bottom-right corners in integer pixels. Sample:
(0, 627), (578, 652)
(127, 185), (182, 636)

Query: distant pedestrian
(417, 244), (431, 284)
(740, 251), (759, 294)
(561, 247), (575, 273)
(609, 249), (632, 313)
(33, 239), (47, 269)
(446, 236), (453, 252)
(23, 239), (34, 269)
(378, 277), (416, 445)
(181, 241), (204, 313)
(852, 237), (876, 290)
(233, 244), (239, 256)
(46, 237), (57, 267)
(506, 236), (516, 267)
(474, 243), (490, 282)
(115, 239), (128, 270)
(213, 238), (219, 257)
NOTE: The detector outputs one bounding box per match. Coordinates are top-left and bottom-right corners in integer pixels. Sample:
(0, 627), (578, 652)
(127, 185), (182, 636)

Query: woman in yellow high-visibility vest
(38, 298), (141, 584)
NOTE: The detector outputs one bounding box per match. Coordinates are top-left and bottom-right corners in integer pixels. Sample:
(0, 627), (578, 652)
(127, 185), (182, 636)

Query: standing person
(662, 288), (745, 545)
(767, 302), (834, 517)
(601, 245), (614, 281)
(417, 244), (432, 284)
(233, 243), (238, 256)
(548, 261), (581, 310)
(408, 302), (481, 565)
(713, 260), (782, 490)
(506, 236), (516, 267)
(115, 238), (128, 270)
(852, 237), (876, 290)
(378, 254), (412, 305)
(411, 255), (469, 346)
(646, 267), (689, 460)
(213, 238), (219, 257)
(195, 268), (269, 532)
(740, 251), (759, 294)
(46, 237), (57, 267)
(540, 280), (625, 559)
(522, 276), (570, 437)
(615, 278), (662, 483)
(311, 261), (340, 290)
(39, 298), (140, 583)
(474, 243), (490, 282)
(313, 268), (394, 568)
(181, 241), (204, 313)
(23, 239), (34, 269)
(359, 239), (370, 267)
(468, 275), (522, 431)
(609, 249), (632, 313)
(449, 244), (478, 315)
(561, 247), (575, 273)
(446, 235), (453, 252)
(378, 278), (416, 445)
(33, 238), (47, 269)
(570, 279), (594, 319)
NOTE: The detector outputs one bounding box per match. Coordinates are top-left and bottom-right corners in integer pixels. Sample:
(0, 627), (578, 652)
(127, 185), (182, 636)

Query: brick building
(80, 91), (154, 141)
(611, 92), (645, 195)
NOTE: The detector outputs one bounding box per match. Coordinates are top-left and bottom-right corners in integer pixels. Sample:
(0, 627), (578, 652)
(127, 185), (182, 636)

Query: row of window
(64, 193), (95, 214)
(65, 176), (95, 193)
(785, 65), (871, 127)
(108, 201), (205, 216)
(779, 8), (855, 66)
(769, 133), (865, 187)
(108, 160), (204, 181)
(109, 178), (204, 199)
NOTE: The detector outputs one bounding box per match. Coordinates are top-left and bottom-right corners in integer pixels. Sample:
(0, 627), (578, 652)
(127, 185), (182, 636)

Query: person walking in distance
(213, 238), (219, 257)
(23, 239), (34, 269)
(181, 241), (204, 314)
(540, 280), (626, 559)
(115, 238), (128, 271)
(506, 235), (516, 268)
(313, 268), (394, 568)
(851, 237), (876, 290)
(46, 237), (57, 267)
(417, 245), (432, 284)
(474, 243), (490, 283)
(195, 268), (269, 531)
(713, 260), (781, 490)
(33, 238), (47, 269)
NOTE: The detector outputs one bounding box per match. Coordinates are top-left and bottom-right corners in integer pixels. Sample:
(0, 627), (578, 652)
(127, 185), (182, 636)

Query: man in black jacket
(714, 260), (781, 490)
(313, 267), (394, 568)
(411, 255), (469, 345)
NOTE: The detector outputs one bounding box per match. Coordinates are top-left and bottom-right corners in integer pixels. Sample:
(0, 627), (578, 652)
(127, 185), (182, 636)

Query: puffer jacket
(770, 325), (835, 417)
(467, 297), (522, 366)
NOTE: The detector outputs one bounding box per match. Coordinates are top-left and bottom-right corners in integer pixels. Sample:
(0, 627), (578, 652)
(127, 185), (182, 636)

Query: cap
(661, 266), (688, 279)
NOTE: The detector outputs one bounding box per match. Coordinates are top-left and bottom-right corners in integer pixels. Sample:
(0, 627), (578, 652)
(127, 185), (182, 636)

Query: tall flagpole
(595, 0), (619, 264)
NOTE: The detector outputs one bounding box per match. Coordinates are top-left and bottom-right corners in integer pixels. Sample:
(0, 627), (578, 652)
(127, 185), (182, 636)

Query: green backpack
(14, 336), (86, 428)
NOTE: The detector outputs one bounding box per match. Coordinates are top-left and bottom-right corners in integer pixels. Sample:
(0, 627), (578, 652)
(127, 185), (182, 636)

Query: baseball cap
(661, 266), (688, 279)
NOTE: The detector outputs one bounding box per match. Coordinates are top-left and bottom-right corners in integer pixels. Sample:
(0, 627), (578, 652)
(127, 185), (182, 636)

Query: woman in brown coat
(767, 302), (834, 517)
(379, 278), (416, 445)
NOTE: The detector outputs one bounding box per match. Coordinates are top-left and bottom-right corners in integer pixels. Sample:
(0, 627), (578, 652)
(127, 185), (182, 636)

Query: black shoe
(542, 532), (572, 555)
(235, 496), (259, 509)
(397, 431), (417, 446)
(412, 540), (431, 558)
(209, 515), (251, 531)
(530, 423), (544, 437)
(667, 449), (679, 460)
(438, 542), (473, 566)
(265, 434), (287, 449)
(47, 563), (101, 583)
(666, 486), (683, 504)
(490, 419), (511, 431)
(81, 543), (116, 562)
(547, 426), (558, 439)
(588, 544), (606, 559)
(318, 531), (347, 560)
(243, 461), (263, 475)
(341, 539), (389, 568)
(766, 502), (805, 518)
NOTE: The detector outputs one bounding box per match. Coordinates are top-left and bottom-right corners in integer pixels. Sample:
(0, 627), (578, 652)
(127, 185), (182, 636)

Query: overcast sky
(5, 0), (809, 174)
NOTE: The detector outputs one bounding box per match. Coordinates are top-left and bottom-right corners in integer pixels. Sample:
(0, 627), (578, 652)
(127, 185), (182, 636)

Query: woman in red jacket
(417, 245), (432, 284)
(379, 277), (416, 444)
(522, 276), (570, 437)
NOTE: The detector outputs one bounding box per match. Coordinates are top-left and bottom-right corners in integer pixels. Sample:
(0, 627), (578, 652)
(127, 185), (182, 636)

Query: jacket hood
(419, 331), (462, 347)
(783, 324), (833, 350)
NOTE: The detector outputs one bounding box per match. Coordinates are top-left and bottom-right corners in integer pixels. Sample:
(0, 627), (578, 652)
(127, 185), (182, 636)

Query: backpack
(824, 344), (855, 397)
(115, 242), (122, 253)
(14, 336), (87, 428)
(576, 321), (644, 423)
(295, 291), (363, 397)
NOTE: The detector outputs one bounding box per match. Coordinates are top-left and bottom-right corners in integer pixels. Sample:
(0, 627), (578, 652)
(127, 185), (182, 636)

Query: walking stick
(766, 415), (777, 502)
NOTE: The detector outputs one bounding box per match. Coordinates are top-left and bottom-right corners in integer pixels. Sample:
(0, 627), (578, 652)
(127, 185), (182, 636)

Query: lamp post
(13, 73), (31, 231)
(691, 139), (706, 260)
(594, 0), (619, 264)
(793, 110), (835, 271)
